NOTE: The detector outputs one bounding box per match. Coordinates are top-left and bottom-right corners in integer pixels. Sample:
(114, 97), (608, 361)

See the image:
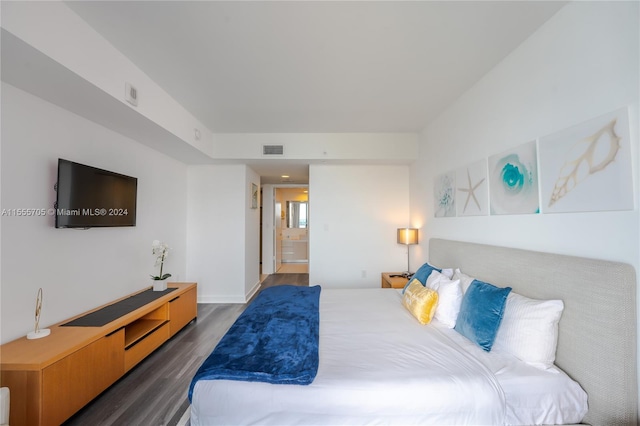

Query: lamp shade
(397, 228), (419, 245)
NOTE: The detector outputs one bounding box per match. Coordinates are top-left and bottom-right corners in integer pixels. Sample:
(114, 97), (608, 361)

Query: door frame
(271, 184), (309, 273)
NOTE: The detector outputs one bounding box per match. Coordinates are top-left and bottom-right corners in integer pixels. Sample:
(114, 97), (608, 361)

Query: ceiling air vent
(262, 145), (284, 156)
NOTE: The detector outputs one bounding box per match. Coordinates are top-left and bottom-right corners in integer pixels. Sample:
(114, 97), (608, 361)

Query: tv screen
(55, 159), (137, 228)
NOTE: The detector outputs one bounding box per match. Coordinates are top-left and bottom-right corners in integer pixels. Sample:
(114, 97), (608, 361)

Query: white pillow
(452, 268), (475, 293)
(440, 268), (454, 279)
(425, 270), (463, 328)
(492, 292), (564, 369)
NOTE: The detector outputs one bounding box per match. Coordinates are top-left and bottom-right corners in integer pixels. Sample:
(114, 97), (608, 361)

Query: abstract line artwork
(456, 160), (488, 216)
(434, 171), (456, 217)
(489, 140), (539, 215)
(539, 107), (632, 213)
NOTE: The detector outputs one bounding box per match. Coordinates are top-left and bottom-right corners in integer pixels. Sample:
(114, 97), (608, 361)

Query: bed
(190, 239), (638, 425)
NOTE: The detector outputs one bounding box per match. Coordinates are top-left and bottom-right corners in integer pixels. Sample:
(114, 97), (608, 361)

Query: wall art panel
(434, 171), (456, 217)
(539, 107), (633, 213)
(489, 140), (539, 215)
(456, 159), (488, 216)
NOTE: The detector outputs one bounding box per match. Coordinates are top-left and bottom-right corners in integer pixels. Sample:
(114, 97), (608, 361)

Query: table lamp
(397, 228), (419, 277)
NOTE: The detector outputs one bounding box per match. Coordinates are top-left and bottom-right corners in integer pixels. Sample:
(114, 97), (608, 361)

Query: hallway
(277, 263), (309, 273)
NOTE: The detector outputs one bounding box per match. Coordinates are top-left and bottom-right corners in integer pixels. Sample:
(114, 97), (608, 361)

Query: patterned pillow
(402, 279), (439, 325)
(493, 292), (564, 369)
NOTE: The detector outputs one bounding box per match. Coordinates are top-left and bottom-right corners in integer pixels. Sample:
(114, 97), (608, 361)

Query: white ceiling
(65, 1), (566, 135)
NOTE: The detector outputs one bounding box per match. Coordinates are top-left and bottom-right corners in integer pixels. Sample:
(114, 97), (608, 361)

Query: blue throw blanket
(189, 285), (321, 401)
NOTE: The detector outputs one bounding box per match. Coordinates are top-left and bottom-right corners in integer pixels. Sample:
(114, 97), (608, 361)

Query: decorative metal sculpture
(27, 287), (50, 339)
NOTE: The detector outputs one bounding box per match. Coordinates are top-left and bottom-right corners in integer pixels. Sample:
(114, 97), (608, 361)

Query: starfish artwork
(458, 168), (485, 214)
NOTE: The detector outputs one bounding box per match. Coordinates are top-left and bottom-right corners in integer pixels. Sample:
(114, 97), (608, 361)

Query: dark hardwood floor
(64, 273), (309, 426)
(259, 273), (309, 290)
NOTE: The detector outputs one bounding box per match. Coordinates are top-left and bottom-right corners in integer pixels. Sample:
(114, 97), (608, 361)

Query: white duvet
(191, 288), (587, 425)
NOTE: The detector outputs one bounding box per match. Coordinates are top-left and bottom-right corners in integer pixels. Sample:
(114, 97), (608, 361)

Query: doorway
(274, 186), (309, 274)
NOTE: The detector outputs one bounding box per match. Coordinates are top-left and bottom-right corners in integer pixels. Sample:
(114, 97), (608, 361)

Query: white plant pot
(152, 280), (168, 291)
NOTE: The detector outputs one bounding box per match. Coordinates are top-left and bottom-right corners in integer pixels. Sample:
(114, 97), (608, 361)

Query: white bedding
(438, 313), (588, 425)
(191, 288), (587, 425)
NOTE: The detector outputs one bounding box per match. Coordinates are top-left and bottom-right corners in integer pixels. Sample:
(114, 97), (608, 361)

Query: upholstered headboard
(429, 238), (637, 426)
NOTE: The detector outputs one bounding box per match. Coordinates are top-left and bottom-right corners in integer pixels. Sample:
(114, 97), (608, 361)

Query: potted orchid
(151, 240), (171, 291)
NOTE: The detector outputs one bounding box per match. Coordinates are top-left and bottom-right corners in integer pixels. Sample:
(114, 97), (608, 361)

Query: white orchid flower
(151, 240), (171, 281)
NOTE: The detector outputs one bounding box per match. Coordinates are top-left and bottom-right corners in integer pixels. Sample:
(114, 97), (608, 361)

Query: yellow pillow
(402, 279), (439, 325)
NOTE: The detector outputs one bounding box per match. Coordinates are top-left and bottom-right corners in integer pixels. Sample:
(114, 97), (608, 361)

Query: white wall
(1, 83), (188, 343)
(309, 164), (410, 288)
(261, 184), (276, 274)
(1, 1), (214, 159)
(245, 166), (261, 297)
(213, 133), (417, 161)
(410, 0), (640, 401)
(187, 164), (260, 303)
(411, 1), (639, 266)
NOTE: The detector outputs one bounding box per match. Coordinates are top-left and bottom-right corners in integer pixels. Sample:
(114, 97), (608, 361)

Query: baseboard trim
(177, 405), (190, 426)
(245, 280), (261, 301)
(197, 295), (246, 304)
(197, 280), (261, 304)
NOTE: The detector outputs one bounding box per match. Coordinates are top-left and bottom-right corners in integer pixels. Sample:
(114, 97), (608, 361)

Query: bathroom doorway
(274, 186), (309, 274)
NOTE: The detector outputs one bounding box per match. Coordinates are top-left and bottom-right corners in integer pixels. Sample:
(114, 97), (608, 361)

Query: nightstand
(381, 272), (410, 289)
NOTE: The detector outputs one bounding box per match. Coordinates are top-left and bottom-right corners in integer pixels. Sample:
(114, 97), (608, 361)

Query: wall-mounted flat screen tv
(55, 159), (137, 228)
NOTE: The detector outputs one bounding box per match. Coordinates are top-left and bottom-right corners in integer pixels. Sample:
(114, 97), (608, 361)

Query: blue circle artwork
(489, 143), (539, 214)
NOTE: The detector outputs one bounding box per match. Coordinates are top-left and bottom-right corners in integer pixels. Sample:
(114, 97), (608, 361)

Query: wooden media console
(0, 282), (197, 426)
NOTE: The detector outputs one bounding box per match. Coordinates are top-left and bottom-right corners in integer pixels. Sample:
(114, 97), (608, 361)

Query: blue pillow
(413, 262), (442, 286)
(402, 262), (442, 294)
(454, 279), (512, 351)
(401, 262), (442, 294)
